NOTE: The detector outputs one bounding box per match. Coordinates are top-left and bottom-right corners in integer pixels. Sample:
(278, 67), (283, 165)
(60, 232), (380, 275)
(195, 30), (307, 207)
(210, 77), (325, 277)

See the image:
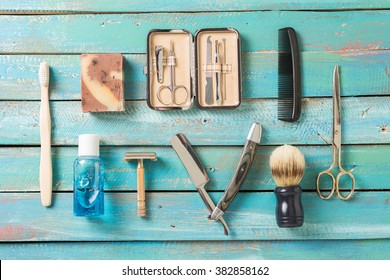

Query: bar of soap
(81, 53), (124, 112)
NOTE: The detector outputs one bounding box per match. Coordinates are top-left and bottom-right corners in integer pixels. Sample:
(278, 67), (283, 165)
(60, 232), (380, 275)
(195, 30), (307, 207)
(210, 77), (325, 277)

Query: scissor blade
(333, 65), (341, 148)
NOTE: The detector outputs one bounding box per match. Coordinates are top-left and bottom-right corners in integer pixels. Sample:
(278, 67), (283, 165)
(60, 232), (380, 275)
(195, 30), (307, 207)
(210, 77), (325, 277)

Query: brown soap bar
(81, 53), (124, 112)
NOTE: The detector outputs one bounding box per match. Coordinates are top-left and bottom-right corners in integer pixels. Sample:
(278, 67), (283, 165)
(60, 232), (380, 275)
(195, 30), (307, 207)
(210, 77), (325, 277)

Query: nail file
(205, 36), (214, 105)
(215, 40), (221, 105)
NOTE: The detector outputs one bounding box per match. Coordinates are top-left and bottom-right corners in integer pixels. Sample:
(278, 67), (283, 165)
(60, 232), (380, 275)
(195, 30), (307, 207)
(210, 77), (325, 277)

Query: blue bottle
(73, 134), (104, 216)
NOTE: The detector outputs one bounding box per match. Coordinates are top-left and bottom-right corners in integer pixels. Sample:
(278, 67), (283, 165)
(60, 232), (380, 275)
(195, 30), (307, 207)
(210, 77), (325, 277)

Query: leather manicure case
(146, 28), (242, 110)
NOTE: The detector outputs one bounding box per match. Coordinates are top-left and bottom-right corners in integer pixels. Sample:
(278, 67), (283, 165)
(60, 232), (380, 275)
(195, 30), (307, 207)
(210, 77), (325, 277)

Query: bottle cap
(78, 134), (100, 156)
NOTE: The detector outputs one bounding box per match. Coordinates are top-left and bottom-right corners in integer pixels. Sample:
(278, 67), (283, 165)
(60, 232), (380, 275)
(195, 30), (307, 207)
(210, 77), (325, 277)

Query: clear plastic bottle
(73, 134), (104, 216)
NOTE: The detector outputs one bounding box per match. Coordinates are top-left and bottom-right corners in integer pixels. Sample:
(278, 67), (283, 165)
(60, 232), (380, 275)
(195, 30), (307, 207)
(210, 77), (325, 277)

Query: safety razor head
(124, 152), (157, 161)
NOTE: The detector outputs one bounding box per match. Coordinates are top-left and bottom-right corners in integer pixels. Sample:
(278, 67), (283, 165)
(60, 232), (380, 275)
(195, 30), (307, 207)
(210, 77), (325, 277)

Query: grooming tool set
(32, 26), (358, 234)
(146, 28), (241, 110)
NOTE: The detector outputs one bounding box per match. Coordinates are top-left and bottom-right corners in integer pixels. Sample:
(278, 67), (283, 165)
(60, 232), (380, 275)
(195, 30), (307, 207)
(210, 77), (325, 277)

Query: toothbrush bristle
(39, 62), (50, 87)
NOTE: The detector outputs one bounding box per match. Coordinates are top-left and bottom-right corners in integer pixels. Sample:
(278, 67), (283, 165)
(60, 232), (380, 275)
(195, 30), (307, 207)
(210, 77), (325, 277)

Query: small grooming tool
(278, 27), (301, 122)
(124, 152), (157, 217)
(155, 45), (164, 83)
(171, 134), (230, 235)
(156, 40), (189, 106)
(222, 38), (227, 101)
(270, 145), (305, 228)
(205, 36), (214, 105)
(210, 123), (262, 220)
(215, 40), (221, 105)
(316, 65), (355, 200)
(39, 61), (52, 207)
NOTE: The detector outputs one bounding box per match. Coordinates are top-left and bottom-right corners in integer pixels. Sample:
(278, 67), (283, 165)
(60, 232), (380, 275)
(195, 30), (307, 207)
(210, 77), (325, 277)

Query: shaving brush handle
(274, 186), (304, 228)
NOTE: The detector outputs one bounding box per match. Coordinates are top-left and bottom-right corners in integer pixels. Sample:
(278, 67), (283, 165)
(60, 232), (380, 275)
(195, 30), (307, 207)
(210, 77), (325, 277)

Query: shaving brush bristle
(270, 145), (305, 187)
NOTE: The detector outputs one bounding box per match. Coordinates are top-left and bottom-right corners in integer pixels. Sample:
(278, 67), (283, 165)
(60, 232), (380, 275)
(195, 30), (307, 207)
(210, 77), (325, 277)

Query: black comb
(278, 27), (301, 122)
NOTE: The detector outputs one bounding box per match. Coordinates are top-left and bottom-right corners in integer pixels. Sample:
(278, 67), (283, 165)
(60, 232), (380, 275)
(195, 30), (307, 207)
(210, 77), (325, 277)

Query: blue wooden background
(0, 1), (389, 260)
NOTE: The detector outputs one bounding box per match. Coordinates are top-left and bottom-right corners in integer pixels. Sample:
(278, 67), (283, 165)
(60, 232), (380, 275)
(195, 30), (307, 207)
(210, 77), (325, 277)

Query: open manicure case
(146, 28), (242, 110)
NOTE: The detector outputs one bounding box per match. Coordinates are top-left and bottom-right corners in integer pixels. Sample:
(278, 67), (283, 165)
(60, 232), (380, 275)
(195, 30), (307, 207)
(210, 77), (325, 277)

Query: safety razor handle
(137, 167), (146, 217)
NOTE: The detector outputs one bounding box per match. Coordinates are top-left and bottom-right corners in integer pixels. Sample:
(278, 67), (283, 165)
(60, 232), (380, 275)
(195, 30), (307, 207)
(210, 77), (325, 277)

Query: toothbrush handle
(40, 86), (52, 207)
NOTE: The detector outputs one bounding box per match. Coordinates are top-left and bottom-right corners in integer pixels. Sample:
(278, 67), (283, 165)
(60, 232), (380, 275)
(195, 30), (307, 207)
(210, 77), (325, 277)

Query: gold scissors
(157, 40), (189, 106)
(316, 65), (355, 200)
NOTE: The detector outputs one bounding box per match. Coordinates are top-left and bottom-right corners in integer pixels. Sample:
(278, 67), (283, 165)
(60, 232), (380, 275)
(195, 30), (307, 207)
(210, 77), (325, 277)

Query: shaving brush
(270, 145), (305, 228)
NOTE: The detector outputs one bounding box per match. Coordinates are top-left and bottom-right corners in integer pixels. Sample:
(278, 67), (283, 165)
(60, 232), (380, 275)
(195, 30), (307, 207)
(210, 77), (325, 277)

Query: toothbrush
(39, 62), (52, 207)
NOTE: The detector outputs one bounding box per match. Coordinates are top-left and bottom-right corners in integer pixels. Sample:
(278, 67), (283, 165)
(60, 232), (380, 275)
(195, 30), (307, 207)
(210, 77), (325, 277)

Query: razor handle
(213, 140), (259, 219)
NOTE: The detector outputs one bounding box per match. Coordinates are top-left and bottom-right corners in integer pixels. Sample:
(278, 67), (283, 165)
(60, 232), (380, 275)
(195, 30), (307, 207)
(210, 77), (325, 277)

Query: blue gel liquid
(73, 157), (104, 216)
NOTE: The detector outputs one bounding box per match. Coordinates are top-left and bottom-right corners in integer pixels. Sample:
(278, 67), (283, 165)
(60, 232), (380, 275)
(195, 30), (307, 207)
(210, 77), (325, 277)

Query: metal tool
(157, 40), (189, 106)
(210, 123), (262, 220)
(215, 40), (221, 105)
(124, 152), (158, 217)
(205, 36), (214, 105)
(222, 38), (227, 101)
(155, 45), (164, 83)
(316, 65), (355, 200)
(171, 134), (230, 235)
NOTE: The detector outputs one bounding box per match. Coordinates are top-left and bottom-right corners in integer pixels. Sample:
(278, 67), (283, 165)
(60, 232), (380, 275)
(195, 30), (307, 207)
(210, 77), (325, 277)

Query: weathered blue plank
(0, 192), (389, 241)
(1, 1), (389, 13)
(0, 145), (389, 192)
(0, 11), (389, 53)
(1, 239), (390, 260)
(1, 51), (389, 100)
(0, 98), (389, 145)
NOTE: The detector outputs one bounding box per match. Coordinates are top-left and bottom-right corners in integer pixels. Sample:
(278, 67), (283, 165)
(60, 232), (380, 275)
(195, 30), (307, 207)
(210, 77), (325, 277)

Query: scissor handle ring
(156, 85), (173, 106)
(316, 171), (336, 200)
(172, 85), (189, 106)
(335, 171), (355, 200)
